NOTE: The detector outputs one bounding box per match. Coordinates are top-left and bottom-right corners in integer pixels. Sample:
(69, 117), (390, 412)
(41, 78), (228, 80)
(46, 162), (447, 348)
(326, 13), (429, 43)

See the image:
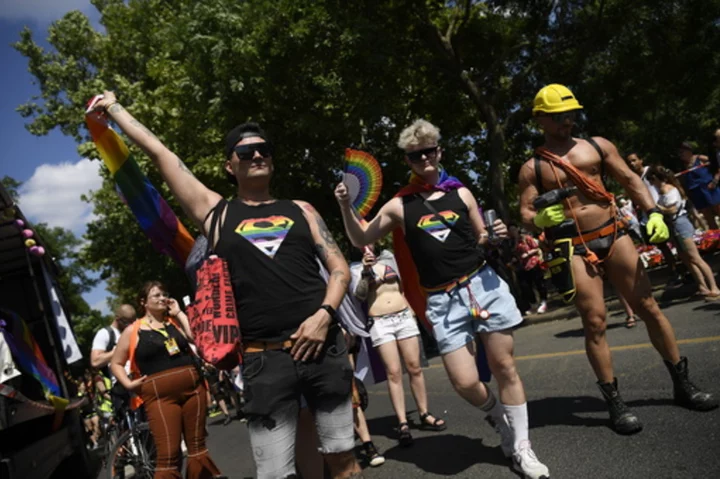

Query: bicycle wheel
(108, 422), (156, 479)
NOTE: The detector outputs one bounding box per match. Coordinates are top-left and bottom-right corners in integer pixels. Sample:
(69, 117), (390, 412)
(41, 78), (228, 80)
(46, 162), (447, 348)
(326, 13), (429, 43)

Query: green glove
(646, 212), (670, 243)
(533, 204), (566, 229)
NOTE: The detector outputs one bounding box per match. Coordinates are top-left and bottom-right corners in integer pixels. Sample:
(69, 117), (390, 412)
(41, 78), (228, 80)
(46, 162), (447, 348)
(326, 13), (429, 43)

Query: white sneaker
(485, 414), (514, 458)
(512, 440), (550, 479)
(536, 301), (547, 314)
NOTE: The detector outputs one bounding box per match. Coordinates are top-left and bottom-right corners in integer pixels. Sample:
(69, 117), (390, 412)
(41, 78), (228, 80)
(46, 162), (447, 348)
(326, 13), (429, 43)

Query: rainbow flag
(85, 105), (195, 264)
(0, 309), (61, 397)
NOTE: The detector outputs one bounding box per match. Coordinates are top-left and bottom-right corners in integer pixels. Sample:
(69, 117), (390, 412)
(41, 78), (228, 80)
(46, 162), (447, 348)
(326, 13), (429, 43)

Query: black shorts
(548, 218), (628, 261)
(241, 325), (353, 419)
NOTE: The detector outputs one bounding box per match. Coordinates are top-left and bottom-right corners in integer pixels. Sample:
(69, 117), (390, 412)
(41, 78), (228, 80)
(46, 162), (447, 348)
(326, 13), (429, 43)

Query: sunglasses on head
(406, 145), (439, 163)
(233, 142), (273, 161)
(537, 110), (578, 123)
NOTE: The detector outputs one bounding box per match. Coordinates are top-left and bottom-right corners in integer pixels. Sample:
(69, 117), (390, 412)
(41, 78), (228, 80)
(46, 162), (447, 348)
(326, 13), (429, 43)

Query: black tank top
(135, 323), (194, 376)
(402, 190), (483, 288)
(215, 199), (326, 342)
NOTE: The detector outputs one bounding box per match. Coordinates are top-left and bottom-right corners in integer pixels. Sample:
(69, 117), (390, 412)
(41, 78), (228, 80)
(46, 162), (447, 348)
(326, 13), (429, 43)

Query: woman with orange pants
(111, 281), (224, 479)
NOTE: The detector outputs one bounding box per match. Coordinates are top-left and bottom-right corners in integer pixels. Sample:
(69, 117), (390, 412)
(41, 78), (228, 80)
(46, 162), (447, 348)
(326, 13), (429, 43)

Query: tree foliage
(1, 176), (22, 202)
(32, 222), (107, 355)
(14, 0), (720, 302)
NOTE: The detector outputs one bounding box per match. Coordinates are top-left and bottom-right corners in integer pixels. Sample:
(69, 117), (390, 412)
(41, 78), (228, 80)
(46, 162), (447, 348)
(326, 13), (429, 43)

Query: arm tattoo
(315, 243), (327, 262)
(316, 215), (342, 258)
(129, 118), (159, 140)
(354, 277), (369, 301)
(107, 103), (124, 114)
(177, 158), (196, 178)
(331, 269), (350, 290)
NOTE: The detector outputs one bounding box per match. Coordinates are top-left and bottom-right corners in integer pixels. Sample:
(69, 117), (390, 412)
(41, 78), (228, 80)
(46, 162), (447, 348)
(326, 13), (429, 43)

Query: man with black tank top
(92, 91), (360, 479)
(518, 84), (717, 437)
(335, 119), (550, 479)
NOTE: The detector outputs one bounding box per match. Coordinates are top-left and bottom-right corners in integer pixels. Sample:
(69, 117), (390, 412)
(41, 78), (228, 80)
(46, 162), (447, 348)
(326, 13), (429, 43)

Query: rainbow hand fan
(343, 149), (383, 218)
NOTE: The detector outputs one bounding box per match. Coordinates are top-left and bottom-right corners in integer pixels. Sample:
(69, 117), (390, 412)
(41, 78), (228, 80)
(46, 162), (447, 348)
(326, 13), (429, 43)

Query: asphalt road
(200, 297), (720, 479)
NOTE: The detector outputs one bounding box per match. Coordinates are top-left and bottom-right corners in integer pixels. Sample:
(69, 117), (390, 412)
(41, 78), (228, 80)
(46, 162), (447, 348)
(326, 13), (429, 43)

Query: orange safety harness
(535, 145), (619, 265)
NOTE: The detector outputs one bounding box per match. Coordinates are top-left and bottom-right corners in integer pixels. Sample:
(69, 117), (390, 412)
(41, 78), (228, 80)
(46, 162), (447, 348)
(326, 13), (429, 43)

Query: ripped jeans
(243, 326), (355, 478)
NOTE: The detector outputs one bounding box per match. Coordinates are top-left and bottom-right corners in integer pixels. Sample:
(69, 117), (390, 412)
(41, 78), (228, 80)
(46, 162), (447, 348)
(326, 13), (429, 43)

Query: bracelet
(647, 207), (661, 216)
(104, 101), (118, 113)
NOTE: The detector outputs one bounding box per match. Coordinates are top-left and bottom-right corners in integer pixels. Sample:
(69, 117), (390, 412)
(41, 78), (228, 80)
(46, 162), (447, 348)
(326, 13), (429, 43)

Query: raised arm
(456, 188), (492, 245)
(596, 137), (656, 212)
(94, 91), (222, 231)
(167, 298), (194, 341)
(334, 183), (402, 247)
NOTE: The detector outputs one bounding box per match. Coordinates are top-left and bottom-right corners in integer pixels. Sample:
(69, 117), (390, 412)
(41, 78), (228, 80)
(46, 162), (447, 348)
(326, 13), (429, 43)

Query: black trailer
(0, 183), (95, 479)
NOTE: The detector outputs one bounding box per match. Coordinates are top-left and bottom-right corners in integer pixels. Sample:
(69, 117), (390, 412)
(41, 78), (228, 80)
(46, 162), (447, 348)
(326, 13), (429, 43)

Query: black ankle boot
(597, 378), (643, 435)
(663, 357), (718, 411)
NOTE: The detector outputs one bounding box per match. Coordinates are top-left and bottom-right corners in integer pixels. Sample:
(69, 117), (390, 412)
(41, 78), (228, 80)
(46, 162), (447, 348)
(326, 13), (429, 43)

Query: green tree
(1, 176), (22, 202)
(14, 0), (720, 301)
(33, 223), (107, 355)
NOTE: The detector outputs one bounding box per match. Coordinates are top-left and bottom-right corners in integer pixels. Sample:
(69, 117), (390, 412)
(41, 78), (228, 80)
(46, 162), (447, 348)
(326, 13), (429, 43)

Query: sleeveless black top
(214, 199), (326, 342)
(402, 190), (483, 288)
(135, 323), (194, 376)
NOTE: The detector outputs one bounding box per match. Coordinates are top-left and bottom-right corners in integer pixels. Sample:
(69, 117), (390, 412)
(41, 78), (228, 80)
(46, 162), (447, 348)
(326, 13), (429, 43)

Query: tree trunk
(422, 24), (511, 220)
(479, 103), (510, 220)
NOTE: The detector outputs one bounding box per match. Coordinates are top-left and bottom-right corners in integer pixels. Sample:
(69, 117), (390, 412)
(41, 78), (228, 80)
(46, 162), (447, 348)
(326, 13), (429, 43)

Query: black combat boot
(597, 378), (643, 435)
(664, 357), (718, 411)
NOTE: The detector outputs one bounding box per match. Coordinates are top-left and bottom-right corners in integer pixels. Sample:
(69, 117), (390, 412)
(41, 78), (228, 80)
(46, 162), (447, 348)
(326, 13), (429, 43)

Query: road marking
(423, 335), (720, 368)
(513, 335), (720, 362)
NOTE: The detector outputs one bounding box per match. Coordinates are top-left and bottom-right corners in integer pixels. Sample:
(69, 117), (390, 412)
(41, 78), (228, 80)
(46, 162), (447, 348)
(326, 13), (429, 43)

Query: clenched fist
(335, 183), (351, 206)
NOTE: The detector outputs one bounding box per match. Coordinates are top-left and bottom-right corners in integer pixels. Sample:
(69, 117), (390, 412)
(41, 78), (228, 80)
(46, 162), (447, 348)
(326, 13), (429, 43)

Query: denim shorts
(426, 266), (523, 355)
(242, 326), (355, 477)
(369, 308), (420, 347)
(247, 396), (353, 478)
(672, 215), (696, 251)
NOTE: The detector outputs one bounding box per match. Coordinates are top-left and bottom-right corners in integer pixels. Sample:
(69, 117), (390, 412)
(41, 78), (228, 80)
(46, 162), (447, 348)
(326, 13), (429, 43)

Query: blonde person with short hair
(336, 119), (549, 479)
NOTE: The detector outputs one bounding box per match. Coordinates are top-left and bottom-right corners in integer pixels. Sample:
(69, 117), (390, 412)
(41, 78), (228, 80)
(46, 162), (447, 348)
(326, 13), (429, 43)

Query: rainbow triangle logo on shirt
(417, 210), (459, 243)
(235, 215), (295, 258)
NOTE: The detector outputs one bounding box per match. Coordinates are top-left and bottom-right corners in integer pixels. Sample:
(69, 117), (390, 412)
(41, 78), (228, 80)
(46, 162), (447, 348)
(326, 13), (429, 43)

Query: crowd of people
(72, 84), (719, 479)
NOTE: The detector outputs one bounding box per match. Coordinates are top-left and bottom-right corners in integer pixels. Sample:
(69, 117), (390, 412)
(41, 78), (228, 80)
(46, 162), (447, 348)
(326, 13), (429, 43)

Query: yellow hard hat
(532, 84), (583, 115)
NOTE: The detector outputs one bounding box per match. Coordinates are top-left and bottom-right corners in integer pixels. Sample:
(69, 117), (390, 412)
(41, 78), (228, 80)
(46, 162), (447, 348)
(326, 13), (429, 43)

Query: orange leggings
(140, 366), (221, 479)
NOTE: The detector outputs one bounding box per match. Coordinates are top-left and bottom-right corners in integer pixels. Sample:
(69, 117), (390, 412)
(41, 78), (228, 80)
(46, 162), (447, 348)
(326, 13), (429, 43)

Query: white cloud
(0, 0), (94, 23)
(19, 159), (102, 234)
(91, 297), (111, 316)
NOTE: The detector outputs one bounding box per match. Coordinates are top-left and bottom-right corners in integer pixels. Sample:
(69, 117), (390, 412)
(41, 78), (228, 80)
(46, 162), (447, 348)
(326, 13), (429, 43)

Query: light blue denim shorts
(426, 266), (523, 355)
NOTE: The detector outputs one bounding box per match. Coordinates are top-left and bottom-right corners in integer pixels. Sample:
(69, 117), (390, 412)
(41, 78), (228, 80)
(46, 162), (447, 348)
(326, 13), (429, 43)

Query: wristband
(647, 207), (661, 216)
(319, 304), (338, 322)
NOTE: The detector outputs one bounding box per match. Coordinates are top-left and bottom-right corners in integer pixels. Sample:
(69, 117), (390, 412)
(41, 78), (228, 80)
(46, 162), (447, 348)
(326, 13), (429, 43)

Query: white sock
(503, 403), (529, 451)
(479, 384), (505, 422)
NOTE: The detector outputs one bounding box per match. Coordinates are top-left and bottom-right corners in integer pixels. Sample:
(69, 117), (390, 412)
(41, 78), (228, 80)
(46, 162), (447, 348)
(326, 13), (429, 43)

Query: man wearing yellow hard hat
(518, 84), (718, 435)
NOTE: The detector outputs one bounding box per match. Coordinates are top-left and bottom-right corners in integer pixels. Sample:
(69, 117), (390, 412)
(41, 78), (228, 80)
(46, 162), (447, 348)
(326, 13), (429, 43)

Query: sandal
(624, 316), (637, 328)
(397, 422), (414, 447)
(419, 412), (447, 431)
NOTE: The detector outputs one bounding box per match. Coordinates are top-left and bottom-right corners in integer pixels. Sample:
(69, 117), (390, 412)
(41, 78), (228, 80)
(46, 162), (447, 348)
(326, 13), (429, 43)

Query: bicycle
(106, 406), (156, 479)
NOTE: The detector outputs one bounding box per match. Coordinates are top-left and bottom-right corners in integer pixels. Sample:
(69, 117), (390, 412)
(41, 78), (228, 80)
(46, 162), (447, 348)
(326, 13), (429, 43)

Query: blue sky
(0, 1), (111, 314)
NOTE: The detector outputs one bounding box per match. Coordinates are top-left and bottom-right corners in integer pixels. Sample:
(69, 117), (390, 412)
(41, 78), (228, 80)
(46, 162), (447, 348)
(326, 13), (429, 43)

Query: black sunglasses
(537, 111), (578, 123)
(233, 142), (273, 161)
(407, 145), (439, 163)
